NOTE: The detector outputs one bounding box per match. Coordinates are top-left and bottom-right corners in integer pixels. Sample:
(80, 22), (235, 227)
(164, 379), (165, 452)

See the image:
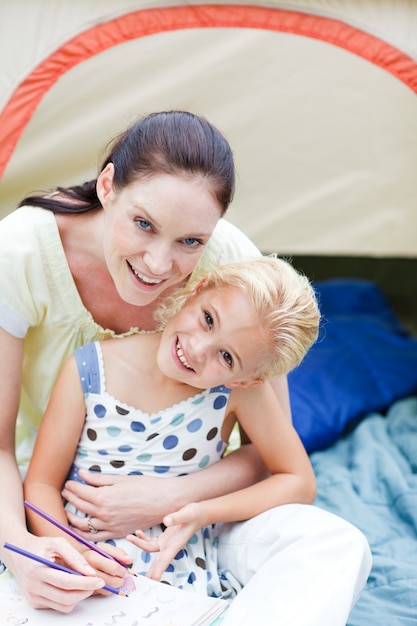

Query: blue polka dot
(154, 466), (170, 474)
(187, 419), (202, 433)
(98, 449), (108, 456)
(216, 440), (224, 453)
(203, 528), (210, 539)
(136, 453), (152, 462)
(174, 549), (186, 560)
(94, 404), (106, 418)
(171, 413), (185, 426)
(163, 435), (179, 450)
(207, 571), (212, 581)
(106, 426), (121, 437)
(141, 551), (151, 564)
(128, 470), (144, 475)
(213, 395), (228, 410)
(165, 564), (175, 572)
(131, 421), (146, 432)
(199, 455), (210, 468)
(118, 444), (132, 453)
(187, 572), (196, 584)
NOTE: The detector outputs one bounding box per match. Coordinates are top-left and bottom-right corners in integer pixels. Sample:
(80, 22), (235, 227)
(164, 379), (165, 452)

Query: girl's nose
(189, 335), (212, 364)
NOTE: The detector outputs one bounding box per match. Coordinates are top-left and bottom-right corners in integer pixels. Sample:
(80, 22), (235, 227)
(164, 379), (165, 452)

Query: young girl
(24, 256), (319, 602)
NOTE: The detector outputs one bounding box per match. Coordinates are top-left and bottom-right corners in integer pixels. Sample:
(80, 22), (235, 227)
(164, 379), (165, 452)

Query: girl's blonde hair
(156, 256), (320, 382)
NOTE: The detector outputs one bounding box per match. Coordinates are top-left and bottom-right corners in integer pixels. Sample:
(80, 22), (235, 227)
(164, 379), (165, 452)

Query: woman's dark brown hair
(19, 111), (235, 216)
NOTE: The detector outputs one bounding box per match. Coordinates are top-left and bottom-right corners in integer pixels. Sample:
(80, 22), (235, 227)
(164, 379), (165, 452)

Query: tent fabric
(1, 1), (416, 257)
(1, 4), (416, 179)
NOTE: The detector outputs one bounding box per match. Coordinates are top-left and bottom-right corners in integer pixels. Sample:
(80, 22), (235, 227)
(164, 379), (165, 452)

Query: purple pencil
(24, 500), (136, 575)
(3, 542), (128, 596)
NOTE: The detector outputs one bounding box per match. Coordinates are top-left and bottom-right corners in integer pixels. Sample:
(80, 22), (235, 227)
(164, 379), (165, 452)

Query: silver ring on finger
(87, 516), (99, 534)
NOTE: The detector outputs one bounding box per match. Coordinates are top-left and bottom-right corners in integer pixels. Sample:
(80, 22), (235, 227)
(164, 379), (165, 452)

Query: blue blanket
(311, 396), (417, 625)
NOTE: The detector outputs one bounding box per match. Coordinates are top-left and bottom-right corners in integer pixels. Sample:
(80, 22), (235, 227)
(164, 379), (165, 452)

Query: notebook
(0, 568), (228, 625)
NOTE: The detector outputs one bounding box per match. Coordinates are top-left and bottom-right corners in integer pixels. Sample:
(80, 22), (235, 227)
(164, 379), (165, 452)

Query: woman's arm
(127, 382), (315, 580)
(24, 354), (131, 584)
(0, 328), (105, 610)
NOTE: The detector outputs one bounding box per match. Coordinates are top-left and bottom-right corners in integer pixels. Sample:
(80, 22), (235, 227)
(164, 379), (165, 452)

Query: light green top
(0, 206), (260, 472)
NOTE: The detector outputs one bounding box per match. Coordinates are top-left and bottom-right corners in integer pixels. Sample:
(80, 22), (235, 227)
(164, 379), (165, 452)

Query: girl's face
(157, 286), (265, 390)
(97, 164), (222, 307)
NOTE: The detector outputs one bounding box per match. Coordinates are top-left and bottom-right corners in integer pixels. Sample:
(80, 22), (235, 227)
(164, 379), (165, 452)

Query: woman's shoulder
(195, 219), (261, 276)
(213, 219), (259, 250)
(0, 205), (56, 243)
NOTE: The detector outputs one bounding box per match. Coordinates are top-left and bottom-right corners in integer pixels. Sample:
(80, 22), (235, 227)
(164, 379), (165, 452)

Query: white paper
(0, 569), (227, 625)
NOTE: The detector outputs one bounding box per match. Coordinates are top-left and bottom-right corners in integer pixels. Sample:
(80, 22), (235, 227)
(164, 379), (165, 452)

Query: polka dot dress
(67, 342), (242, 599)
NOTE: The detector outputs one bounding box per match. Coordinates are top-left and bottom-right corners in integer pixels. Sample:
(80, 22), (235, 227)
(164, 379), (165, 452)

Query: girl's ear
(96, 163), (115, 205)
(228, 378), (263, 389)
(192, 274), (211, 295)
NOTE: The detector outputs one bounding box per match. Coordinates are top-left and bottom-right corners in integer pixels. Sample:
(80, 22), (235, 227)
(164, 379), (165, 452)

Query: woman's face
(97, 164), (222, 307)
(157, 285), (264, 390)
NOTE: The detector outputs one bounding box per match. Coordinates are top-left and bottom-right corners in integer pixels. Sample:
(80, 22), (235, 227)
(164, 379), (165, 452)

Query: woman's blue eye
(138, 219), (152, 231)
(183, 238), (201, 247)
(221, 350), (233, 368)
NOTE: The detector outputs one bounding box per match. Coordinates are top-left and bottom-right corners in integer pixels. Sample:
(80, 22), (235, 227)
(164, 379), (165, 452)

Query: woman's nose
(143, 241), (173, 275)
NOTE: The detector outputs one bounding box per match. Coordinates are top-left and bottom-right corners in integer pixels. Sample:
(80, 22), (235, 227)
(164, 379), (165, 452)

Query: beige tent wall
(0, 0), (416, 261)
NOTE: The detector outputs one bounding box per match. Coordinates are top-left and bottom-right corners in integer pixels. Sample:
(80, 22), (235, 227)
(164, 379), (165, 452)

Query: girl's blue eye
(138, 219), (152, 231)
(221, 350), (233, 368)
(204, 311), (213, 328)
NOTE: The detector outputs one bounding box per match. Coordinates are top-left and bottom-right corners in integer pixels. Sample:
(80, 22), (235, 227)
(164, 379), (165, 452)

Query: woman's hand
(63, 471), (182, 540)
(127, 503), (202, 581)
(63, 446), (268, 541)
(3, 535), (106, 612)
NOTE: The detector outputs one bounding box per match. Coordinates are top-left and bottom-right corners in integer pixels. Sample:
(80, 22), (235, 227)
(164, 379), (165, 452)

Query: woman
(0, 110), (371, 622)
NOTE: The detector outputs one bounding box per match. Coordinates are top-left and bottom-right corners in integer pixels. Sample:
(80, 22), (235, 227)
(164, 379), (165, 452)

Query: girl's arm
(24, 354), (130, 586)
(128, 382), (315, 580)
(0, 328), (105, 610)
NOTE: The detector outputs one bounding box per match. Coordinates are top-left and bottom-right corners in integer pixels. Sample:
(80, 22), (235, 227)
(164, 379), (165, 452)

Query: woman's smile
(127, 260), (166, 289)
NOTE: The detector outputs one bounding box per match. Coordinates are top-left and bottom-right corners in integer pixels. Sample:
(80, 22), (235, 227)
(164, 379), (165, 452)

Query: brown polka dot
(116, 405), (130, 415)
(183, 448), (197, 461)
(195, 557), (206, 570)
(110, 460), (125, 469)
(87, 428), (97, 441)
(147, 433), (159, 441)
(89, 465), (101, 472)
(206, 427), (218, 440)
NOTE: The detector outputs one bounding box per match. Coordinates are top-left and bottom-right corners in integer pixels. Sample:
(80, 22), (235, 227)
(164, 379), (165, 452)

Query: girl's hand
(127, 503), (202, 581)
(82, 543), (132, 594)
(4, 535), (106, 612)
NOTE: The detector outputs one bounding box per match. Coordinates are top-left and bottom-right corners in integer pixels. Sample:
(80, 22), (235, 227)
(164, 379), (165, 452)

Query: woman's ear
(96, 163), (115, 206)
